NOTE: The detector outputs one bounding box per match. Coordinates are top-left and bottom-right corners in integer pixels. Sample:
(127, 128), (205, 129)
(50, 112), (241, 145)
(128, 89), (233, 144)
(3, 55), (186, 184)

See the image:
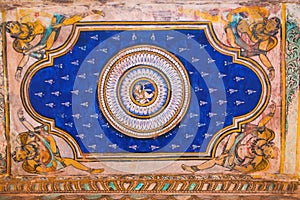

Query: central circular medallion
(98, 45), (190, 138)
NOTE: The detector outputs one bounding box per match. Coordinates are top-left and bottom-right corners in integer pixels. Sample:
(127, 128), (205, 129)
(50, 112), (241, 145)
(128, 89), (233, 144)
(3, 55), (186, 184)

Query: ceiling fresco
(0, 0), (299, 198)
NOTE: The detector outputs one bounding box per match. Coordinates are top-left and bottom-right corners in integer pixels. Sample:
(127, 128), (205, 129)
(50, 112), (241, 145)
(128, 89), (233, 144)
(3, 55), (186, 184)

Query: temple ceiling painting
(0, 0), (299, 198)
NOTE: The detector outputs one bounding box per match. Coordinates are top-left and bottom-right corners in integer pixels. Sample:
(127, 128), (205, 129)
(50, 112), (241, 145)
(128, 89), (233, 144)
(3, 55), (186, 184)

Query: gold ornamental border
(0, 174), (298, 194)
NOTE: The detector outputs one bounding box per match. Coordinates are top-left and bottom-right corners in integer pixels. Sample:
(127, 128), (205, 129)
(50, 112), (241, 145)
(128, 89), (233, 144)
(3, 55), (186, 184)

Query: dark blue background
(28, 27), (262, 155)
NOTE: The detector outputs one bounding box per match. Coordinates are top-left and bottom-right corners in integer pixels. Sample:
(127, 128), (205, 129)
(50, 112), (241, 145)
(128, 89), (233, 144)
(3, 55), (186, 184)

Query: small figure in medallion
(133, 82), (155, 105)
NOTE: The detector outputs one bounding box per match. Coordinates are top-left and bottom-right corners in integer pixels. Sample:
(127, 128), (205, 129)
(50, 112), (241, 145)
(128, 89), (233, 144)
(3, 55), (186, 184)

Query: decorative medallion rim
(98, 44), (191, 139)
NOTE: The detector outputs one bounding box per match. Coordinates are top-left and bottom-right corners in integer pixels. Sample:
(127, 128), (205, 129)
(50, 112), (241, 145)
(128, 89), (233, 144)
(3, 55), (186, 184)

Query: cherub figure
(13, 110), (104, 174)
(5, 10), (104, 81)
(134, 82), (155, 104)
(225, 6), (281, 80)
(182, 102), (279, 173)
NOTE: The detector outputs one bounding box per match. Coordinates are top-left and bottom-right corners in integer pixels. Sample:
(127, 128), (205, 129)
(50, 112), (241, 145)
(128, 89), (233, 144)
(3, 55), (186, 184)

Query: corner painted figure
(225, 6), (281, 81)
(13, 110), (104, 174)
(5, 10), (104, 81)
(182, 102), (279, 173)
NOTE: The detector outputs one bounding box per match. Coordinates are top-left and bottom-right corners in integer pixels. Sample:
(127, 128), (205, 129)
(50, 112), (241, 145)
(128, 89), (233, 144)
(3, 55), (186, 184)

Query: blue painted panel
(28, 26), (262, 156)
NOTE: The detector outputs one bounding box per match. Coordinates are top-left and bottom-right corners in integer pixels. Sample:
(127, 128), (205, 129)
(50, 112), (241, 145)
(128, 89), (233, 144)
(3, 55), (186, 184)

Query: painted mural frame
(0, 1), (299, 198)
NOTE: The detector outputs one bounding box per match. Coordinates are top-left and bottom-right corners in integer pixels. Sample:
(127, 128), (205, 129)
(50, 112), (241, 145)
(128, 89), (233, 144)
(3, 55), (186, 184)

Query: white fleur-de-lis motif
(150, 33), (156, 41)
(192, 145), (201, 150)
(228, 89), (238, 94)
(78, 73), (86, 79)
(186, 34), (195, 39)
(101, 123), (110, 128)
(245, 89), (256, 95)
(76, 134), (85, 139)
(109, 144), (117, 149)
(234, 76), (245, 82)
(97, 48), (108, 53)
(72, 114), (81, 119)
(61, 75), (69, 80)
(235, 100), (245, 106)
(189, 113), (199, 118)
(132, 33), (137, 40)
(216, 121), (224, 126)
(95, 134), (104, 139)
(34, 92), (44, 98)
(208, 58), (216, 63)
(44, 79), (54, 85)
(217, 100), (227, 105)
(88, 144), (96, 150)
(78, 45), (86, 51)
(184, 134), (194, 139)
(204, 133), (213, 139)
(199, 101), (207, 106)
(129, 145), (138, 150)
(71, 60), (79, 66)
(197, 122), (206, 127)
(85, 88), (93, 93)
(194, 86), (202, 92)
(61, 102), (71, 107)
(171, 144), (180, 150)
(91, 35), (98, 40)
(201, 72), (209, 77)
(208, 112), (217, 118)
(192, 57), (200, 63)
(199, 44), (207, 49)
(112, 35), (120, 40)
(209, 88), (217, 93)
(83, 123), (91, 128)
(87, 58), (95, 64)
(45, 103), (55, 108)
(65, 122), (73, 127)
(150, 145), (159, 151)
(178, 48), (190, 52)
(224, 60), (233, 66)
(166, 35), (174, 40)
(179, 124), (187, 128)
(90, 114), (98, 119)
(71, 90), (79, 95)
(218, 72), (227, 78)
(81, 102), (89, 107)
(55, 63), (63, 68)
(222, 112), (230, 116)
(51, 91), (61, 97)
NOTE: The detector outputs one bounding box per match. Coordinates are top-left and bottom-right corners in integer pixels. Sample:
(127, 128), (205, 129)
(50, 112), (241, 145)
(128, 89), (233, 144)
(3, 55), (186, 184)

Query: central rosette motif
(98, 45), (190, 138)
(130, 77), (158, 107)
(119, 67), (169, 117)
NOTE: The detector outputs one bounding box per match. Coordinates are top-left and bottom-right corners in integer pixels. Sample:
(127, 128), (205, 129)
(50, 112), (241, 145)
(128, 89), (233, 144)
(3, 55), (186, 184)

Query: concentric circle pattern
(98, 45), (190, 138)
